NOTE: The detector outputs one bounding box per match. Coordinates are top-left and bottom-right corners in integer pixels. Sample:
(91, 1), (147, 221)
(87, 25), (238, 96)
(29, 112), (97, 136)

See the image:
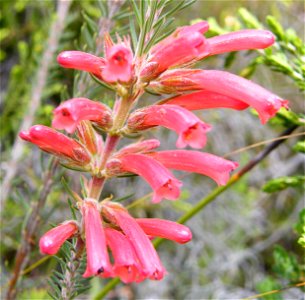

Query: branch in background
(94, 125), (299, 300)
(5, 158), (59, 300)
(0, 0), (72, 206)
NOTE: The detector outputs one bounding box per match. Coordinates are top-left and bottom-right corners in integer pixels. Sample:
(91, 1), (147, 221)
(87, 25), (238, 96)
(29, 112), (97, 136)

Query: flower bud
(39, 221), (78, 255)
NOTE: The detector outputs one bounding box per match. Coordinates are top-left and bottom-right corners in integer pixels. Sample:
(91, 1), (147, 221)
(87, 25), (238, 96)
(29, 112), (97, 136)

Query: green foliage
(293, 141), (305, 153)
(256, 277), (283, 300)
(294, 209), (305, 248)
(272, 245), (301, 282)
(262, 176), (305, 193)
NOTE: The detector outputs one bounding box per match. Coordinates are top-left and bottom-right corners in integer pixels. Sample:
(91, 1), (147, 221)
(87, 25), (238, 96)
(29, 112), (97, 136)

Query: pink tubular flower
(136, 219), (192, 244)
(81, 199), (112, 278)
(161, 90), (249, 111)
(207, 29), (275, 56)
(39, 221), (78, 255)
(127, 105), (211, 149)
(118, 153), (182, 203)
(19, 125), (90, 163)
(103, 203), (166, 280)
(57, 51), (105, 78)
(115, 139), (160, 157)
(149, 150), (238, 186)
(52, 98), (112, 134)
(151, 69), (288, 124)
(105, 228), (144, 283)
(148, 25), (209, 76)
(102, 43), (133, 83)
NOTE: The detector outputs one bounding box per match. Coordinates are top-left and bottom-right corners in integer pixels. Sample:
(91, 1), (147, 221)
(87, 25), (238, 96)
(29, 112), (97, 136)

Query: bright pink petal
(81, 199), (112, 278)
(128, 105), (211, 149)
(57, 51), (105, 78)
(52, 98), (112, 134)
(150, 150), (238, 186)
(103, 203), (166, 280)
(162, 90), (249, 110)
(19, 125), (90, 163)
(119, 153), (182, 203)
(105, 228), (144, 283)
(102, 44), (133, 83)
(136, 219), (192, 244)
(39, 221), (78, 255)
(207, 30), (275, 56)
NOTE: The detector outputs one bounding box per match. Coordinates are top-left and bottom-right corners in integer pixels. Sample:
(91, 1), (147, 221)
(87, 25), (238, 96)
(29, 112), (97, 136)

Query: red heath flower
(81, 199), (112, 278)
(115, 153), (182, 203)
(57, 51), (105, 79)
(103, 202), (166, 280)
(136, 218), (192, 244)
(115, 139), (160, 157)
(19, 125), (90, 163)
(207, 29), (275, 56)
(39, 221), (78, 255)
(102, 43), (133, 83)
(105, 228), (144, 283)
(150, 69), (288, 124)
(148, 22), (209, 76)
(149, 150), (238, 186)
(127, 105), (211, 149)
(52, 98), (112, 134)
(161, 90), (249, 111)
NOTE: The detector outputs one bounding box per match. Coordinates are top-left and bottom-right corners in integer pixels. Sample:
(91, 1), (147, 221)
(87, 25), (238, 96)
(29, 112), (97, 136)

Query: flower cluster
(20, 20), (288, 282)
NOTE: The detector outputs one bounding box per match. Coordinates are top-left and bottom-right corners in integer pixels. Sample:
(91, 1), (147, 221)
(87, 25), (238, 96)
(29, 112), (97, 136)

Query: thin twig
(94, 125), (299, 300)
(5, 158), (59, 300)
(0, 0), (72, 207)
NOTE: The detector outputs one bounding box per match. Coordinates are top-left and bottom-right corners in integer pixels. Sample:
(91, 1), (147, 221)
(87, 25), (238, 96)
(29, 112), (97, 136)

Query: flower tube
(81, 199), (112, 278)
(161, 90), (249, 111)
(136, 219), (192, 244)
(105, 228), (144, 283)
(118, 153), (182, 203)
(149, 150), (238, 186)
(115, 139), (160, 157)
(39, 221), (78, 255)
(127, 105), (211, 149)
(52, 98), (112, 134)
(151, 69), (288, 124)
(103, 203), (166, 280)
(57, 51), (105, 78)
(19, 125), (90, 163)
(207, 29), (275, 56)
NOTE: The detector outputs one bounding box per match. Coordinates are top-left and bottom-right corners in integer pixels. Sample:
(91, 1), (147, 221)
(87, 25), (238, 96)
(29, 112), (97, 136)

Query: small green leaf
(266, 16), (285, 40)
(262, 176), (305, 193)
(256, 277), (283, 300)
(273, 245), (300, 282)
(293, 141), (305, 153)
(238, 8), (262, 29)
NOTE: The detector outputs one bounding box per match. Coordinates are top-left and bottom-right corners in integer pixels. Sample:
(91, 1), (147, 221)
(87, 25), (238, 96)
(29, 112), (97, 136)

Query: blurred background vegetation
(1, 0), (304, 299)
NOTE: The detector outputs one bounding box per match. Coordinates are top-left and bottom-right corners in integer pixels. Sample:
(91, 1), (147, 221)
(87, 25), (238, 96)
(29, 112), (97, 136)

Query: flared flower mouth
(153, 178), (183, 203)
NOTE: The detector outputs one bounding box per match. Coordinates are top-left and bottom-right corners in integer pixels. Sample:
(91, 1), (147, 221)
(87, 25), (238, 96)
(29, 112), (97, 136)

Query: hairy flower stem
(61, 238), (85, 300)
(88, 95), (137, 200)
